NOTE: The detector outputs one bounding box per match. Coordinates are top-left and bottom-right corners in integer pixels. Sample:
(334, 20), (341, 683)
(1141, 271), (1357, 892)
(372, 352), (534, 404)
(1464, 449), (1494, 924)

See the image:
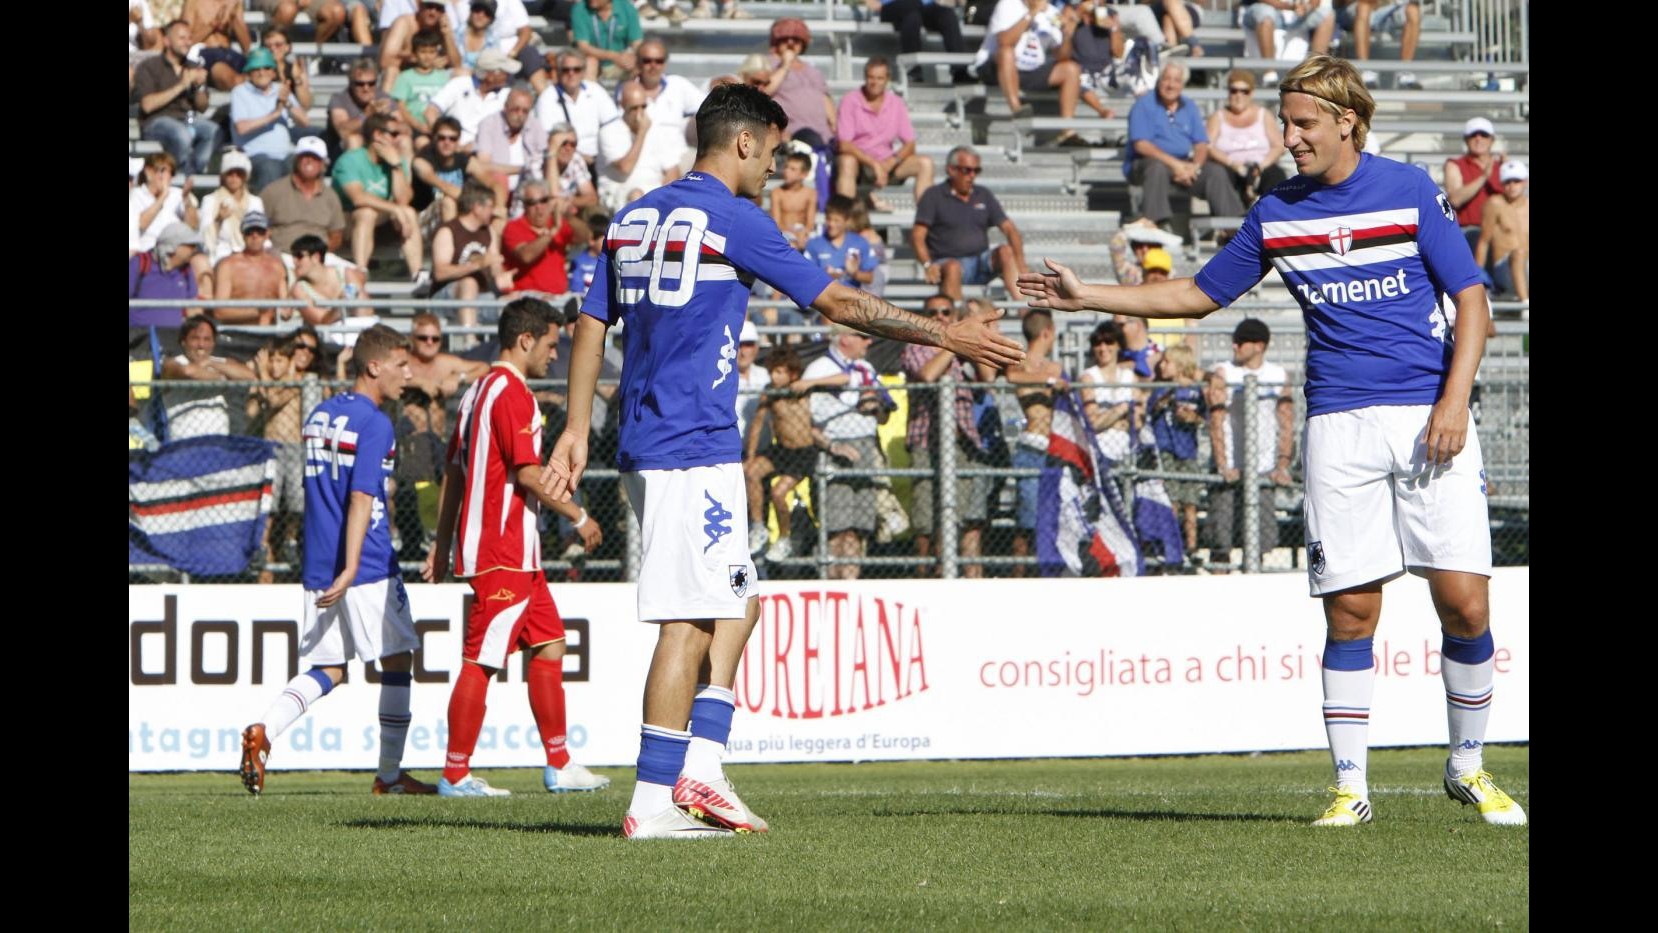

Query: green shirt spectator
(393, 67), (452, 131)
(332, 147), (411, 210)
(571, 0), (642, 55)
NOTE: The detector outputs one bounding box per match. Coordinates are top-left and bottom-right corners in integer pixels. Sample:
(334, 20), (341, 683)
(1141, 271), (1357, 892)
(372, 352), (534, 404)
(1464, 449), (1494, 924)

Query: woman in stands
(1205, 69), (1287, 207)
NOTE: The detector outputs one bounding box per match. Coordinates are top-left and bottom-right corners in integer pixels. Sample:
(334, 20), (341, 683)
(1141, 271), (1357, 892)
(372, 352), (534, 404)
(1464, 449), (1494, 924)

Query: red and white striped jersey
(448, 362), (542, 577)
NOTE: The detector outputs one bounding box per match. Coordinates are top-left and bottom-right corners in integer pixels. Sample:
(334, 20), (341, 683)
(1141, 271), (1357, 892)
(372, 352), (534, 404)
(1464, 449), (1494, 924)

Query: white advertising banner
(129, 570), (1528, 772)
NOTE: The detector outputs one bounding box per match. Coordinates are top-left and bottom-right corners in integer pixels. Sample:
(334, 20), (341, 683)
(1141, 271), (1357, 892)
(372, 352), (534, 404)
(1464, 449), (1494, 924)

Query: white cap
(475, 48), (522, 75)
(1463, 117), (1495, 138)
(1499, 160), (1528, 183)
(739, 319), (759, 344)
(220, 150), (253, 176)
(295, 136), (329, 164)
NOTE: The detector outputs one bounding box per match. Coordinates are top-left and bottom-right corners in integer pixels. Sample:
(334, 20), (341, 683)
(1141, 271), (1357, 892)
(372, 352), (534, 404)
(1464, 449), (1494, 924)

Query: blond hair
(1162, 344), (1199, 381)
(1279, 55), (1375, 152)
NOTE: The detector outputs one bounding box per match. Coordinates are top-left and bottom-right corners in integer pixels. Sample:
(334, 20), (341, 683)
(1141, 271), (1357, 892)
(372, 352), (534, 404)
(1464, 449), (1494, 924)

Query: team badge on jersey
(1309, 541), (1327, 575)
(1327, 226), (1353, 256)
(1436, 192), (1455, 222)
(729, 565), (750, 598)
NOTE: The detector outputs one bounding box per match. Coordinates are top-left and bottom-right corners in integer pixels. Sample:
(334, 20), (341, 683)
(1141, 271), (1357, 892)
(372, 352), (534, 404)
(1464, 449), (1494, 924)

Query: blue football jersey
(581, 172), (834, 471)
(300, 392), (399, 590)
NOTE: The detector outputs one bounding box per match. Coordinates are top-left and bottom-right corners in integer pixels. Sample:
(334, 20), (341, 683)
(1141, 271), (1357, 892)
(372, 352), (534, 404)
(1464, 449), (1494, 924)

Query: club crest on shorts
(728, 565), (750, 598)
(1308, 541), (1326, 575)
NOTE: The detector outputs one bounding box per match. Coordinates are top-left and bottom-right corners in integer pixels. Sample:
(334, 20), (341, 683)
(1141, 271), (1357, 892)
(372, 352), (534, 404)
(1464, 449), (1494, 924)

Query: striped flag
(1036, 392), (1141, 577)
(129, 436), (276, 576)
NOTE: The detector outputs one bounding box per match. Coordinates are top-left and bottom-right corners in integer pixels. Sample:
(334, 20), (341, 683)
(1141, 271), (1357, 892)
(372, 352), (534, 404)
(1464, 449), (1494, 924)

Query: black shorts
(977, 59), (1055, 93)
(763, 444), (818, 479)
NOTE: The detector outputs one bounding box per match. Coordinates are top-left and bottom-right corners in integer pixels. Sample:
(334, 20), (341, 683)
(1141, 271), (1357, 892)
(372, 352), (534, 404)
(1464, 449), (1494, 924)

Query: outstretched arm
(810, 282), (1024, 371)
(1017, 258), (1222, 319)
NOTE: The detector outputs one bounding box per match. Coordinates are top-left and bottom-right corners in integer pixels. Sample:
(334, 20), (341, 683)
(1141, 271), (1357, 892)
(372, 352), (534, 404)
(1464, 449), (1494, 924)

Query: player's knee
(535, 641), (567, 661)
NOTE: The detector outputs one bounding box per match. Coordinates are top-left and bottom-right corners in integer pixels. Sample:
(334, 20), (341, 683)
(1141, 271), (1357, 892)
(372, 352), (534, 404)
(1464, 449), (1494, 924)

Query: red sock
(443, 662), (491, 784)
(528, 657), (571, 768)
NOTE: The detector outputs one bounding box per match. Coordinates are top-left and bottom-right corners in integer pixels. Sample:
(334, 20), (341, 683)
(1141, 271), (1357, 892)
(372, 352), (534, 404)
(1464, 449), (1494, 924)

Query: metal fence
(128, 321), (1529, 581)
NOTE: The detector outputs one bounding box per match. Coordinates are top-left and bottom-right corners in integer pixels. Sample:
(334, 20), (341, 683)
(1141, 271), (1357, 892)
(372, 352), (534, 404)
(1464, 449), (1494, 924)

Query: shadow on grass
(869, 806), (1290, 823)
(340, 816), (619, 837)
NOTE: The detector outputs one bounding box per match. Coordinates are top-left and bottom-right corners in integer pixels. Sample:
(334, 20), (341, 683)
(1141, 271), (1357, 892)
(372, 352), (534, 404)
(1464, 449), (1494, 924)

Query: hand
(844, 251), (861, 275)
(372, 138), (402, 165)
(923, 263), (942, 285)
(184, 65), (209, 87)
(575, 516), (603, 549)
(216, 198), (234, 221)
(541, 430), (588, 502)
(1270, 466), (1293, 487)
(618, 50), (638, 71)
(315, 568), (353, 608)
(148, 173), (170, 197)
(871, 161), (890, 188)
(369, 96), (394, 115)
(422, 543), (448, 583)
(778, 45), (798, 67)
(1172, 161), (1199, 186)
(940, 305), (1025, 371)
(1422, 398), (1469, 466)
(1221, 467), (1242, 483)
(1017, 257), (1091, 312)
(829, 442), (858, 462)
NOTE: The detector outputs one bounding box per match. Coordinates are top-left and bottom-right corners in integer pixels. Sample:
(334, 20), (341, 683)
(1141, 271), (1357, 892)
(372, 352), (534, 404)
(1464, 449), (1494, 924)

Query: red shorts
(464, 569), (564, 669)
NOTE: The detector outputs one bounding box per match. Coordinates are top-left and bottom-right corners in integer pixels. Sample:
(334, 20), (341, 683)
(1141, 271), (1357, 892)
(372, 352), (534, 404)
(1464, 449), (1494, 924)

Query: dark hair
(824, 194), (855, 217)
(363, 112), (398, 140)
(411, 29), (445, 52)
(262, 25), (291, 46)
(499, 296), (559, 347)
(784, 151), (812, 171)
(402, 386), (435, 409)
(695, 83), (788, 158)
(162, 19), (189, 34)
(179, 316), (217, 344)
(287, 324), (323, 371)
(864, 55), (891, 75)
(1089, 321), (1125, 347)
(433, 115), (463, 137)
(291, 234), (328, 260)
(763, 345), (804, 377)
(457, 180), (495, 214)
(1022, 309), (1053, 343)
(351, 324), (410, 378)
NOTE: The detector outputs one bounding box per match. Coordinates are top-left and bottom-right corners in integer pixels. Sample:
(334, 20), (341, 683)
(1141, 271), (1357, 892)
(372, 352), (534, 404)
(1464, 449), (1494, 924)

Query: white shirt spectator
(736, 362), (771, 440)
(428, 75), (511, 145)
(380, 0), (418, 29)
(446, 0), (532, 54)
(620, 74), (706, 135)
(1215, 360), (1290, 474)
(130, 185), (188, 253)
(535, 80), (621, 161)
(974, 0), (1066, 72)
(198, 189), (268, 261)
(598, 124), (687, 208)
(554, 154), (593, 200)
(804, 351), (880, 441)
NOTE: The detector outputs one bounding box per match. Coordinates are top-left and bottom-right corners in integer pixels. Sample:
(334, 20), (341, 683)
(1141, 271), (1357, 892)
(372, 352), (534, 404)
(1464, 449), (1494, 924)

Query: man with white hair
(424, 48), (520, 145)
(1123, 60), (1244, 228)
(474, 85), (547, 210)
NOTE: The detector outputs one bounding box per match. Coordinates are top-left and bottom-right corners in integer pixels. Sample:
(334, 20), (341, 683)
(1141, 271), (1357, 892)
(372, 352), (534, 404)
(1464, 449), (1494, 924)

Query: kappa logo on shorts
(1308, 541), (1326, 576)
(486, 587), (517, 602)
(729, 565), (750, 598)
(702, 490), (733, 553)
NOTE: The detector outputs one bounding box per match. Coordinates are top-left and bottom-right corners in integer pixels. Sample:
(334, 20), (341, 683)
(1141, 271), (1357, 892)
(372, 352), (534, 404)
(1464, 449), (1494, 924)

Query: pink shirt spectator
(836, 89), (915, 164)
(769, 55), (832, 143)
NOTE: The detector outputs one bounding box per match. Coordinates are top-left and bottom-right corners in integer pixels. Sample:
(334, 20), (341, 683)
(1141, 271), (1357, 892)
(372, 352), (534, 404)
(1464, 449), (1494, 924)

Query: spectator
(132, 20), (219, 176)
(160, 315), (256, 439)
(199, 151), (266, 262)
(1149, 0), (1205, 56)
(231, 47), (311, 192)
(834, 57), (934, 212)
(425, 48), (519, 145)
(392, 30), (454, 139)
(734, 319), (770, 443)
(474, 86), (547, 211)
(131, 152), (202, 256)
(289, 233), (366, 324)
(764, 18), (836, 148)
(503, 178), (575, 295)
(250, 1), (354, 46)
(1335, 0), (1421, 89)
(903, 296), (992, 578)
(246, 329), (318, 581)
(333, 112), (424, 275)
(534, 50), (620, 167)
(1001, 307), (1067, 575)
(571, 0), (643, 83)
(258, 26), (314, 114)
(848, 196), (889, 299)
(597, 82), (688, 211)
(182, 0), (253, 90)
(212, 211), (287, 325)
(1124, 60), (1245, 229)
(1067, 1), (1148, 118)
(806, 327), (894, 580)
(616, 39), (706, 138)
(1240, 0), (1334, 75)
(130, 222), (204, 329)
(329, 58), (396, 154)
(405, 311), (489, 411)
(912, 145), (1028, 302)
(1476, 160), (1528, 302)
(805, 196), (874, 290)
(862, 0), (968, 73)
(543, 124), (600, 213)
(768, 151), (817, 251)
(448, 0), (551, 92)
(973, 0), (1087, 145)
(431, 181), (513, 328)
(568, 209), (608, 297)
(746, 345), (851, 562)
(1205, 69), (1288, 209)
(1443, 116), (1505, 247)
(1079, 320), (1136, 464)
(413, 115), (494, 228)
(1107, 218), (1184, 285)
(1145, 343), (1205, 563)
(1204, 317), (1293, 572)
(1116, 273), (1165, 376)
(263, 137), (347, 255)
(380, 1), (463, 92)
(131, 0), (163, 70)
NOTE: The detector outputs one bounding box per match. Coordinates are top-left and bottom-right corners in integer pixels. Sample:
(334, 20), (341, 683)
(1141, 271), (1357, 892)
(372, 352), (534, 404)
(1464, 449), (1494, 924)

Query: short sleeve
(350, 414), (395, 496)
(913, 186), (939, 227)
(1193, 205), (1268, 307)
(981, 189), (1008, 228)
(1416, 169), (1484, 296)
(724, 202), (835, 308)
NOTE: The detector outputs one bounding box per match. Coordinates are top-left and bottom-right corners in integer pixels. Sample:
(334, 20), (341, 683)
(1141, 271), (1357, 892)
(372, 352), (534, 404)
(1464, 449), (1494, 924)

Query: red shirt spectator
(502, 179), (575, 293)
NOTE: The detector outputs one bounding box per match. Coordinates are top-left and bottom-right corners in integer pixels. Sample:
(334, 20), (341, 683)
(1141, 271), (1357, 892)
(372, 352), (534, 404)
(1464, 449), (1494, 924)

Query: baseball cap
(1142, 248), (1173, 274)
(770, 17), (812, 50)
(1232, 318), (1271, 345)
(475, 48), (522, 75)
(220, 150), (253, 177)
(470, 0), (498, 13)
(740, 320), (759, 344)
(1463, 117), (1495, 138)
(241, 210), (271, 233)
(295, 136), (329, 164)
(157, 223), (204, 253)
(1499, 160), (1528, 183)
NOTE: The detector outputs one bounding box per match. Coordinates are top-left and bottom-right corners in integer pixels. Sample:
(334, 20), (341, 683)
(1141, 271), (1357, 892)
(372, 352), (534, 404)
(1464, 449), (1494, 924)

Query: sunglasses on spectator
(639, 57), (666, 65)
(1466, 131), (1492, 138)
(1091, 339), (1119, 347)
(523, 196), (553, 206)
(294, 343), (318, 352)
(435, 134), (460, 142)
(1228, 86), (1252, 94)
(351, 80), (377, 87)
(926, 305), (953, 316)
(950, 165), (981, 174)
(559, 65), (584, 74)
(558, 140), (576, 148)
(414, 334), (442, 343)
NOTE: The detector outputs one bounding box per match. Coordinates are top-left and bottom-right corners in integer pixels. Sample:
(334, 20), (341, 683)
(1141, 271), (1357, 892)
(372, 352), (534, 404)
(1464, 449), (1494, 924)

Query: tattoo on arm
(840, 291), (944, 345)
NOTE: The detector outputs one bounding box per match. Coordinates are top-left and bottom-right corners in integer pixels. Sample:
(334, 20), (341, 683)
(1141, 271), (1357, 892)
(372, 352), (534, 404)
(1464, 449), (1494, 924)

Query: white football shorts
(300, 576), (421, 665)
(623, 462), (757, 622)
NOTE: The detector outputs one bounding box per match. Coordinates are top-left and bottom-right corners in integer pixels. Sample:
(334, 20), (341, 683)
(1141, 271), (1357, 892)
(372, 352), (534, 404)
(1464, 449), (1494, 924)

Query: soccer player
(541, 83), (1024, 839)
(422, 297), (610, 798)
(239, 324), (436, 797)
(1016, 55), (1525, 828)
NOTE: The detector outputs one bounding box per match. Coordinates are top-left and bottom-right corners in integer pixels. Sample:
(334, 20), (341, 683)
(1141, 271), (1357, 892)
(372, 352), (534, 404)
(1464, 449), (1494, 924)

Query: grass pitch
(129, 746), (1528, 931)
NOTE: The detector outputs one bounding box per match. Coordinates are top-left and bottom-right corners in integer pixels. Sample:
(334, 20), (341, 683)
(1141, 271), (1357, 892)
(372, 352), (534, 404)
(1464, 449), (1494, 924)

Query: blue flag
(129, 435), (276, 576)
